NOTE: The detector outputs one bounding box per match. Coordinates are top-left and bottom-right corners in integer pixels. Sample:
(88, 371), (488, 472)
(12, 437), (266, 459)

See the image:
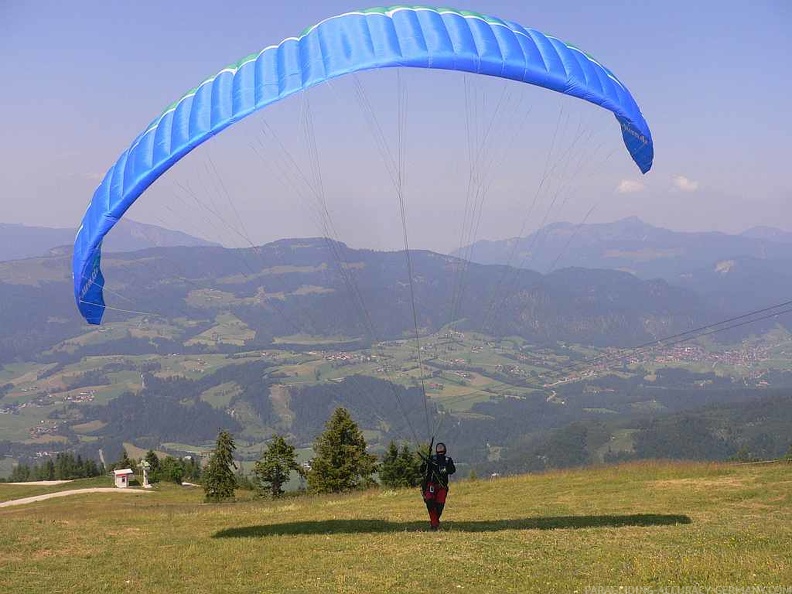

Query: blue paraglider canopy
(73, 5), (653, 324)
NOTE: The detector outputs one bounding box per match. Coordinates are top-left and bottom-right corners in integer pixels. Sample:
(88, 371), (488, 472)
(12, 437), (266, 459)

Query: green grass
(0, 363), (43, 385)
(199, 381), (241, 409)
(0, 404), (64, 442)
(593, 428), (638, 462)
(160, 442), (213, 455)
(121, 442), (171, 462)
(437, 390), (494, 412)
(0, 476), (114, 500)
(0, 461), (789, 592)
(185, 313), (255, 347)
(156, 354), (235, 379)
(86, 381), (140, 405)
(272, 334), (359, 345)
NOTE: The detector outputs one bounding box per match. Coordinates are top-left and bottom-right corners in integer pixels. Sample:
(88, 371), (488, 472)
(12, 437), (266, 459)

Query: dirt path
(6, 480), (73, 486)
(0, 488), (151, 508)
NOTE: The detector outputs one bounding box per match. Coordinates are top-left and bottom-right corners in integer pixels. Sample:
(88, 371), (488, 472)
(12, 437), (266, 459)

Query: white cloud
(672, 175), (699, 192)
(616, 179), (645, 194)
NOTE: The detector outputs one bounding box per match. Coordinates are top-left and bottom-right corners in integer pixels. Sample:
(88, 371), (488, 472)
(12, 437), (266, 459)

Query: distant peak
(543, 221), (575, 231)
(610, 216), (652, 228)
(740, 226), (792, 242)
(263, 237), (350, 250)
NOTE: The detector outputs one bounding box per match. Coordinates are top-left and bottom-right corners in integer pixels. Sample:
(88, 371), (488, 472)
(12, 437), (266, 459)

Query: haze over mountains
(0, 237), (711, 365)
(0, 220), (217, 262)
(454, 217), (792, 312)
(3, 217), (792, 364)
(8, 215), (792, 294)
(454, 216), (792, 280)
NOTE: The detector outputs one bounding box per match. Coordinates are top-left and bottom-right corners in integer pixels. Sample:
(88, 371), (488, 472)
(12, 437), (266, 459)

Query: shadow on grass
(213, 514), (691, 538)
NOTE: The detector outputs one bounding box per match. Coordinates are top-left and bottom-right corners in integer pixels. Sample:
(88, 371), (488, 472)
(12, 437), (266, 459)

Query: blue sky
(1, 0), (790, 252)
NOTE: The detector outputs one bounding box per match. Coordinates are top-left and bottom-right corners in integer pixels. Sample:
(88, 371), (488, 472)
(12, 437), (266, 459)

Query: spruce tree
(378, 441), (401, 488)
(44, 459), (56, 480)
(380, 441), (422, 488)
(144, 450), (160, 472)
(203, 429), (238, 502)
(254, 434), (305, 498)
(111, 448), (135, 472)
(307, 407), (377, 494)
(144, 450), (161, 483)
(396, 443), (422, 487)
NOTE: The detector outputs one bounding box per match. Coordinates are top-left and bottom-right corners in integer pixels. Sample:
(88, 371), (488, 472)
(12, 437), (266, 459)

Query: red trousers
(423, 482), (448, 528)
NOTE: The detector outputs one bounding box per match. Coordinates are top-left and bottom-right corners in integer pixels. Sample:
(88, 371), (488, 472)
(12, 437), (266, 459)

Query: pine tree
(43, 459), (55, 480)
(10, 463), (31, 482)
(254, 434), (305, 498)
(203, 429), (238, 502)
(144, 450), (161, 473)
(379, 441), (422, 488)
(378, 441), (401, 488)
(396, 444), (422, 487)
(307, 407), (377, 494)
(111, 448), (135, 472)
(144, 450), (161, 483)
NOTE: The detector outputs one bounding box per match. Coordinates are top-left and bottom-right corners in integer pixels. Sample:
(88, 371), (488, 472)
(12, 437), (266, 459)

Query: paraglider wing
(73, 6), (653, 324)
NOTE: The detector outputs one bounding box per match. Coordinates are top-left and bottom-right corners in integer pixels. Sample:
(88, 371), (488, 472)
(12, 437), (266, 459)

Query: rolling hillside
(0, 237), (715, 365)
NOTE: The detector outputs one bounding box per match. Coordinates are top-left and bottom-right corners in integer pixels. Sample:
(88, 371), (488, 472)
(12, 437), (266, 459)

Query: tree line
(203, 407), (427, 502)
(108, 448), (203, 485)
(3, 452), (104, 482)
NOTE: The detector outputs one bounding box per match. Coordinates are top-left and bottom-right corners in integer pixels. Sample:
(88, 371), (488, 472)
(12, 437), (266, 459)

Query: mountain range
(453, 216), (792, 280)
(4, 217), (792, 365)
(453, 217), (792, 313)
(0, 220), (217, 262)
(0, 237), (714, 365)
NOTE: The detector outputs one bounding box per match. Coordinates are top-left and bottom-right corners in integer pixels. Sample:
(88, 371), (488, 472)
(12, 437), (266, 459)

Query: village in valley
(3, 326), (788, 429)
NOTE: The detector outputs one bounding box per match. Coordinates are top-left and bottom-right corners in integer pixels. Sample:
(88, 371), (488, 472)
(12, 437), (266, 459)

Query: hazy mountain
(676, 256), (792, 314)
(0, 220), (217, 261)
(452, 217), (792, 280)
(0, 238), (715, 364)
(740, 226), (792, 244)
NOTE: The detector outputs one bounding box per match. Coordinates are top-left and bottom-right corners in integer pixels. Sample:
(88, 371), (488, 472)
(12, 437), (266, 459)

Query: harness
(419, 438), (450, 490)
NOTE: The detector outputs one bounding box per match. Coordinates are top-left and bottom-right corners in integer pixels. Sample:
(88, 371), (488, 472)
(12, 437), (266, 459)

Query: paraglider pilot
(420, 442), (456, 530)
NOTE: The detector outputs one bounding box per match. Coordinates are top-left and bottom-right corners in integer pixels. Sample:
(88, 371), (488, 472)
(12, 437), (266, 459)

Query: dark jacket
(421, 454), (456, 489)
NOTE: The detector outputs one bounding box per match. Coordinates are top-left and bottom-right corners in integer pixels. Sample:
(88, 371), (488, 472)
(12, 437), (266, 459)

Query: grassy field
(185, 313), (256, 347)
(0, 461), (789, 593)
(0, 476), (112, 500)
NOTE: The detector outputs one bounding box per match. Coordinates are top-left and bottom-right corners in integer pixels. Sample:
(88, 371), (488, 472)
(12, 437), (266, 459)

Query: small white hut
(113, 468), (134, 488)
